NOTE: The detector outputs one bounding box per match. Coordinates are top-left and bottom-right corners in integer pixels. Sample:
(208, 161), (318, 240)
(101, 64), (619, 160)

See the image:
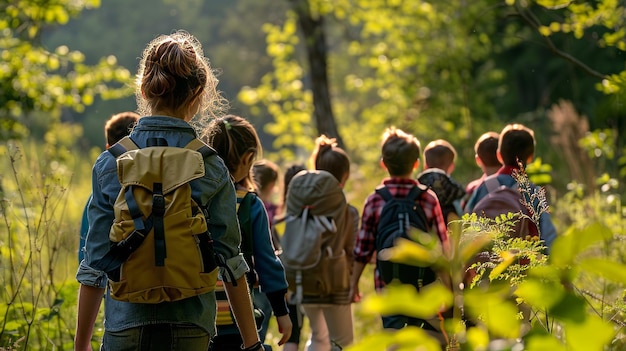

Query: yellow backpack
(102, 136), (219, 304)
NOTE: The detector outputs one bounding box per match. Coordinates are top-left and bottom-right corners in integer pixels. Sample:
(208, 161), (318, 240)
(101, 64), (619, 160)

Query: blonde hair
(135, 30), (228, 130)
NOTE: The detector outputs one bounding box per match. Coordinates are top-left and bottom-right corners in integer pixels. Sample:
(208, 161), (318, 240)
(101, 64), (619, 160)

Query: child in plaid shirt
(349, 127), (449, 330)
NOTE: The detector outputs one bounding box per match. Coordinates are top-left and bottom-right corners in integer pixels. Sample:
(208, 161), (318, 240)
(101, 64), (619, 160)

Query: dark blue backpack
(375, 185), (436, 290)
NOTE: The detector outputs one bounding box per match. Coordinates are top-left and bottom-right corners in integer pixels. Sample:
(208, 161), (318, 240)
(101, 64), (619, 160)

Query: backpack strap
(483, 176), (501, 193)
(184, 138), (217, 159)
(237, 191), (257, 284)
(376, 185), (430, 231)
(375, 186), (393, 202)
(108, 136), (139, 158)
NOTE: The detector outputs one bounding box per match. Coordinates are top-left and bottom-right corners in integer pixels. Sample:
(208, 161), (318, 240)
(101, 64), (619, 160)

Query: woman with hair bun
(75, 31), (262, 351)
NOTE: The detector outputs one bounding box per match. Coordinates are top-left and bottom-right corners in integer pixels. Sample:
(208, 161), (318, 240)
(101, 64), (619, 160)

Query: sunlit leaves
(362, 283), (453, 319)
(0, 0), (132, 141)
(550, 222), (613, 267)
(464, 285), (521, 339)
(578, 258), (626, 285)
(563, 314), (614, 351)
(536, 0), (572, 10)
(516, 276), (565, 310)
(346, 326), (442, 351)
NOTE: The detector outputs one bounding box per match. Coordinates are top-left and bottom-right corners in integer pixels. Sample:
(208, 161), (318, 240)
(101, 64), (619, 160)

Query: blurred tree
(0, 0), (132, 141)
(238, 0), (626, 191)
(42, 0), (289, 148)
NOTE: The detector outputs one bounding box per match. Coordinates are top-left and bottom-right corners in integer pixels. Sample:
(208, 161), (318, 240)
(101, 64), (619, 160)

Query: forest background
(1, 0), (626, 350)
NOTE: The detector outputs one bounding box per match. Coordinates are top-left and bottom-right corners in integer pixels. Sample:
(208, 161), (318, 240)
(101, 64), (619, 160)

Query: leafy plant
(0, 137), (101, 350)
(346, 165), (626, 350)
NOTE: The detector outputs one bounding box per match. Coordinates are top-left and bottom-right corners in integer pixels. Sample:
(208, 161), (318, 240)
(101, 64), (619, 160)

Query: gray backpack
(281, 170), (348, 302)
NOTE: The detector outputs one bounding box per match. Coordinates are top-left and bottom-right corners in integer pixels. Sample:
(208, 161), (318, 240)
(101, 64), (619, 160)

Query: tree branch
(516, 5), (608, 80)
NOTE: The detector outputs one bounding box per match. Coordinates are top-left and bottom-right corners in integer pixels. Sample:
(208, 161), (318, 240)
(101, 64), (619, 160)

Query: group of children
(76, 30), (557, 351)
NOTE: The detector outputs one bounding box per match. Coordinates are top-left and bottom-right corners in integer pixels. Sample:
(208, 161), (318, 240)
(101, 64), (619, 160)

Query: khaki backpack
(101, 136), (219, 304)
(281, 170), (349, 303)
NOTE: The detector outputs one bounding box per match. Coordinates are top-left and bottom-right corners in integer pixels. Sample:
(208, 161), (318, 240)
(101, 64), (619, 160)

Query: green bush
(346, 170), (625, 351)
(0, 135), (102, 350)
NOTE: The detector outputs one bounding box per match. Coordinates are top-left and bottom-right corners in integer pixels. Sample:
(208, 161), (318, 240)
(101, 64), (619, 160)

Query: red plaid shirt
(354, 177), (449, 291)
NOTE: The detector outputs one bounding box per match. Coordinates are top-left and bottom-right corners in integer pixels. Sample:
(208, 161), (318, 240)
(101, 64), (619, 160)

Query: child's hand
(349, 284), (362, 303)
(275, 314), (293, 346)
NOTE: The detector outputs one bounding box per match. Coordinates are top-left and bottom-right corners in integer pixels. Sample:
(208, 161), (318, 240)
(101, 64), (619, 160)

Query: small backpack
(375, 185), (436, 290)
(100, 136), (219, 304)
(471, 176), (537, 239)
(281, 170), (348, 303)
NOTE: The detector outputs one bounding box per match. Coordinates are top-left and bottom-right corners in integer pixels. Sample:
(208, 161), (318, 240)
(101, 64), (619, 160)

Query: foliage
(0, 133), (101, 350)
(0, 0), (133, 141)
(236, 0), (626, 197)
(345, 165), (626, 351)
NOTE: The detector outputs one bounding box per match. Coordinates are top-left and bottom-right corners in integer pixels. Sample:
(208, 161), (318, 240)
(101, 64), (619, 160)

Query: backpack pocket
(108, 207), (218, 303)
(320, 249), (350, 292)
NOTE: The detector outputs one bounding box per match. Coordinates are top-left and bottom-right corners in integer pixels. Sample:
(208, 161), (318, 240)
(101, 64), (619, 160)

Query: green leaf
(564, 314), (614, 351)
(550, 293), (586, 323)
(550, 222), (613, 267)
(464, 288), (521, 339)
(578, 258), (626, 284)
(466, 327), (490, 350)
(489, 250), (516, 280)
(345, 327), (441, 351)
(381, 237), (442, 267)
(535, 0), (572, 10)
(460, 233), (492, 264)
(525, 334), (567, 351)
(516, 277), (564, 310)
(362, 283), (453, 319)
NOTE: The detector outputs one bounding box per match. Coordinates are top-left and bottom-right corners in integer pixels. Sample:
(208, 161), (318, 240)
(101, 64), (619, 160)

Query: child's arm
(74, 284), (104, 351)
(223, 276), (262, 349)
(350, 261), (367, 302)
(249, 197), (292, 343)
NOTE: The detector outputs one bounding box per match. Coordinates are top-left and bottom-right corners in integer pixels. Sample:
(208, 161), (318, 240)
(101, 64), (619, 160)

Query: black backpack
(375, 185), (436, 290)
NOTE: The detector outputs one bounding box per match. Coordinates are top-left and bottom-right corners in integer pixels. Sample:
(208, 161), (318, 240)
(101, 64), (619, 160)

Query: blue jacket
(78, 196), (90, 263)
(76, 116), (248, 336)
(217, 191), (289, 336)
(244, 193), (289, 300)
(464, 172), (557, 253)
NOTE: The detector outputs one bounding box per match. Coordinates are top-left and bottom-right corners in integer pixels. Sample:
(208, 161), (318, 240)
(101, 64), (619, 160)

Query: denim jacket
(76, 116), (248, 336)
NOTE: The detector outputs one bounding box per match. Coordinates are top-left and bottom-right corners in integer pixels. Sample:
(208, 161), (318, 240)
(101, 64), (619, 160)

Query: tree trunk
(290, 0), (344, 147)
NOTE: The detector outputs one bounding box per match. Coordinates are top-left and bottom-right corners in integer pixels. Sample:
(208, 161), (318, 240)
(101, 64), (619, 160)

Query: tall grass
(0, 138), (99, 350)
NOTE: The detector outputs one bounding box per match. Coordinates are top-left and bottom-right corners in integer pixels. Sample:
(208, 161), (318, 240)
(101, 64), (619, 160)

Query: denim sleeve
(250, 196), (288, 294)
(78, 197), (90, 264)
(464, 183), (487, 213)
(199, 157), (249, 282)
(539, 212), (557, 254)
(76, 152), (119, 287)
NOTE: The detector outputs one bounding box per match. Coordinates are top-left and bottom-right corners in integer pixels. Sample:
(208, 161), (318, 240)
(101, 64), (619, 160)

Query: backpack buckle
(153, 194), (165, 217)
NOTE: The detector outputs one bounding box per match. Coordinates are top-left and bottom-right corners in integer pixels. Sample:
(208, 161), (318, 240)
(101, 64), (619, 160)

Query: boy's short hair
(474, 131), (501, 167)
(423, 139), (457, 170)
(105, 112), (140, 146)
(381, 127), (421, 177)
(498, 124), (535, 167)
